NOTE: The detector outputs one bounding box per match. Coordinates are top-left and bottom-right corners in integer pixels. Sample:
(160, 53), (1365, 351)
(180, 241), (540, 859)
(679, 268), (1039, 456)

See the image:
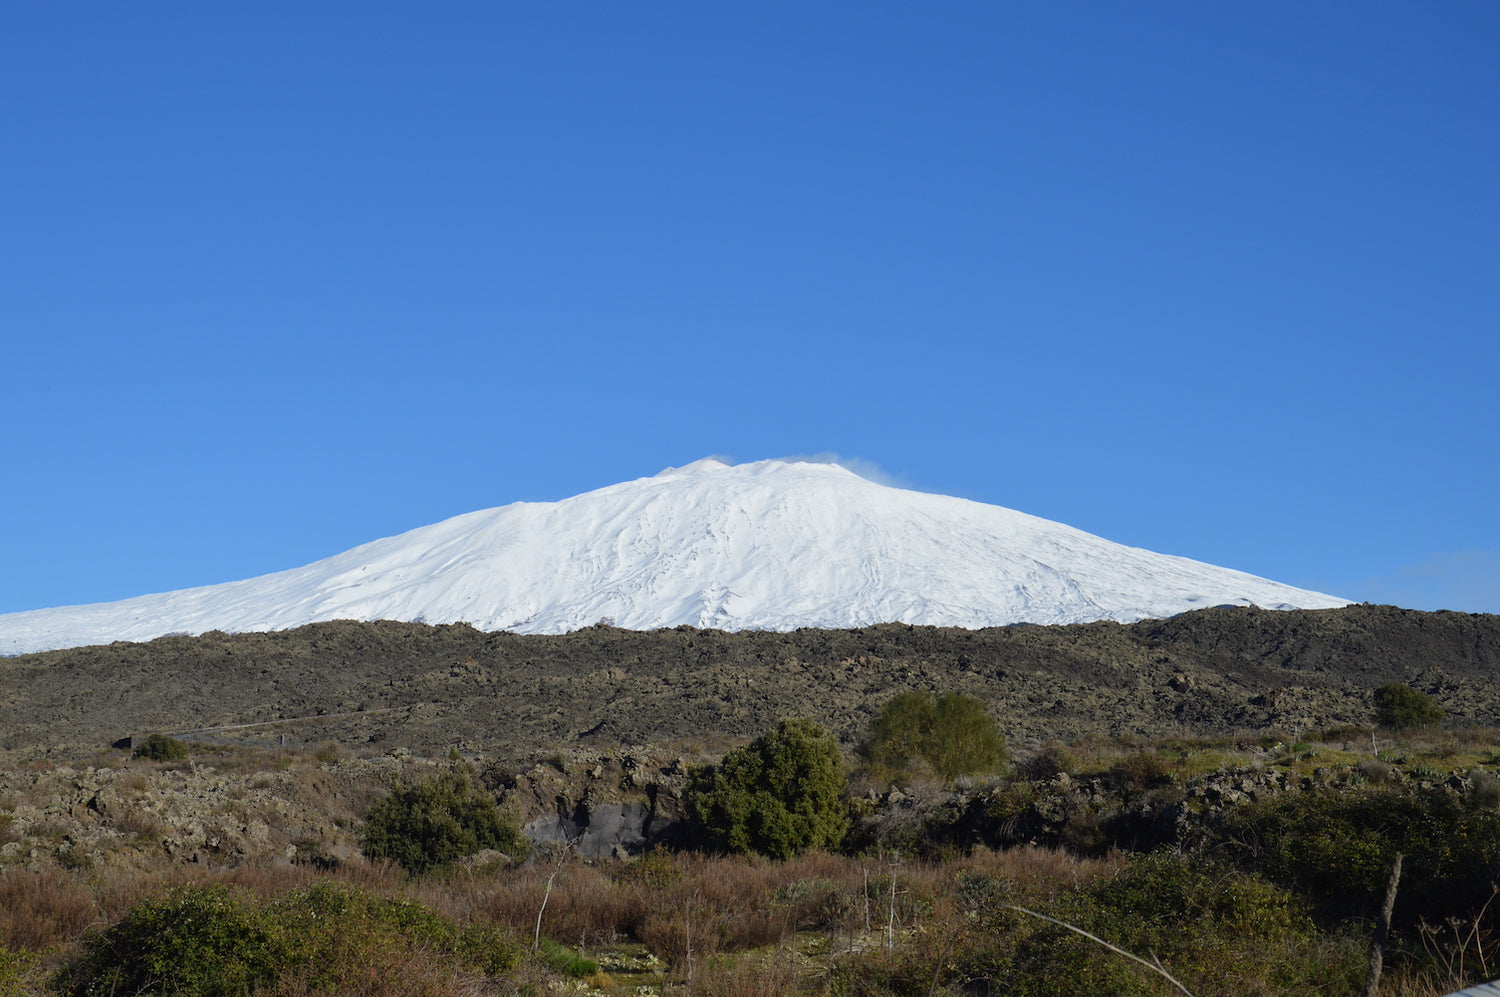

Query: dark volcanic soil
(2, 605), (1497, 757)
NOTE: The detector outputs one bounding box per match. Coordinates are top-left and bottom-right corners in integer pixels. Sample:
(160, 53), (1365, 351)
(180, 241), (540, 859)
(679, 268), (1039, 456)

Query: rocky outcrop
(486, 747), (704, 858)
(0, 750), (423, 872)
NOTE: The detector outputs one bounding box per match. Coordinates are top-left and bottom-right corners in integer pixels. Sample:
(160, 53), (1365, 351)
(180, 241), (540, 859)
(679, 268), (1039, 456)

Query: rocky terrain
(2, 604), (1497, 761)
(1, 606), (1497, 997)
(1, 602), (1496, 878)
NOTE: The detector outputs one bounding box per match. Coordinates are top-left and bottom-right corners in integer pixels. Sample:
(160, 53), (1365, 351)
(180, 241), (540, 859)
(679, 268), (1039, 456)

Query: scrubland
(1, 722), (1497, 997)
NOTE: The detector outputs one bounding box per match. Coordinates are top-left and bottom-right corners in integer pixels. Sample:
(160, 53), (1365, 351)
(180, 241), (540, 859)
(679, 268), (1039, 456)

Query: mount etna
(1, 457), (1347, 656)
(6, 458), (1493, 759)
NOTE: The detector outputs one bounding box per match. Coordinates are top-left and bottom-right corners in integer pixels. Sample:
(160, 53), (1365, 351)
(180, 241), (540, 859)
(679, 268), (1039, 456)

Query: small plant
(1109, 752), (1174, 793)
(132, 733), (189, 762)
(537, 936), (598, 977)
(361, 767), (530, 874)
(1374, 683), (1444, 731)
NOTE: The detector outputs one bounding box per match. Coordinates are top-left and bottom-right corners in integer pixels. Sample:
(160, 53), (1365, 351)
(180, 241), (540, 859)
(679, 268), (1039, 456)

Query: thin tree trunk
(534, 854), (563, 952)
(1362, 852), (1404, 997)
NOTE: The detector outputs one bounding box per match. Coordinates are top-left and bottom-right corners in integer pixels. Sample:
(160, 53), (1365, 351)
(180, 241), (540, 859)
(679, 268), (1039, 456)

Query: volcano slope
(1, 604), (1496, 758)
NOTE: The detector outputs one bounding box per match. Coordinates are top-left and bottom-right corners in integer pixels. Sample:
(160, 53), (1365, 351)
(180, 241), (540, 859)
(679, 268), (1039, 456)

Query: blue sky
(3, 3), (1496, 617)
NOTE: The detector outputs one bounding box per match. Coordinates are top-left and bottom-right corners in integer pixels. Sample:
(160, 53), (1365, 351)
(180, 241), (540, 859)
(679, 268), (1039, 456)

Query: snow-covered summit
(0, 457), (1348, 655)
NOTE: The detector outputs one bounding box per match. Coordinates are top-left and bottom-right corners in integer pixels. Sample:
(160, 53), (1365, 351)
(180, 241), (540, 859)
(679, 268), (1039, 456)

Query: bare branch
(1002, 904), (1196, 997)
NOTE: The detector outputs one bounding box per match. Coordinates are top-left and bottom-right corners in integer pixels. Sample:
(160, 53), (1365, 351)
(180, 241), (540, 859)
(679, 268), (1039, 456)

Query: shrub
(58, 884), (276, 997)
(56, 881), (523, 997)
(1016, 743), (1076, 781)
(1374, 682), (1444, 730)
(1083, 853), (1361, 994)
(132, 733), (189, 762)
(860, 690), (1008, 782)
(829, 853), (1357, 997)
(1109, 752), (1174, 793)
(1473, 769), (1500, 809)
(685, 718), (849, 859)
(1357, 757), (1396, 784)
(361, 767), (530, 874)
(1211, 784), (1500, 930)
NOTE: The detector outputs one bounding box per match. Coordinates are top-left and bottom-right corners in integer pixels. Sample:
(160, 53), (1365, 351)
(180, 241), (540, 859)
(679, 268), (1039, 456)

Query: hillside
(3, 604), (1496, 758)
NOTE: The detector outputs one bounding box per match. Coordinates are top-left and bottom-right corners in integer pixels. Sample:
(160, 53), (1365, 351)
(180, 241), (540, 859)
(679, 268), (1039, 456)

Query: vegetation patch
(1375, 682), (1446, 731)
(685, 718), (849, 859)
(361, 766), (529, 874)
(858, 690), (1009, 783)
(56, 881), (522, 997)
(131, 733), (189, 762)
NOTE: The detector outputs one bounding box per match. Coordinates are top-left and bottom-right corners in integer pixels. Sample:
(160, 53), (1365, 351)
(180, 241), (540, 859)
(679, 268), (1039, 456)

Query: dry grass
(0, 867), (96, 952)
(692, 950), (803, 996)
(115, 769), (151, 793)
(444, 843), (1123, 982)
(109, 803), (168, 839)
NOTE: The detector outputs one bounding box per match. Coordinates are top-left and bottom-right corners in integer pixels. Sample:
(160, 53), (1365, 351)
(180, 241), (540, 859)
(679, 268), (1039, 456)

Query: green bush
(685, 718), (849, 859)
(58, 884), (276, 997)
(56, 882), (523, 997)
(361, 767), (530, 874)
(1211, 784), (1500, 930)
(1082, 853), (1360, 995)
(132, 733), (189, 762)
(0, 949), (40, 997)
(1374, 682), (1444, 730)
(859, 690), (1008, 782)
(828, 854), (1358, 997)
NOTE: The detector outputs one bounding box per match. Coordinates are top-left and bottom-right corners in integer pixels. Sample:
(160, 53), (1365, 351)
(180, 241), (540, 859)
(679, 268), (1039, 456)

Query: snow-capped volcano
(0, 458), (1348, 655)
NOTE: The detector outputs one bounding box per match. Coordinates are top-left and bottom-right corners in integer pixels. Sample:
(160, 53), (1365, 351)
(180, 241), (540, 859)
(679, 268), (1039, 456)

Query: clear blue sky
(3, 3), (1496, 617)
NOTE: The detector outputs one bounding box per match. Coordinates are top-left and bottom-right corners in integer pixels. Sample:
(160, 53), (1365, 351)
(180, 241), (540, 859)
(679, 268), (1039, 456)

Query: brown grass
(116, 769), (151, 793)
(0, 867), (97, 952)
(110, 804), (168, 839)
(441, 843), (1122, 979)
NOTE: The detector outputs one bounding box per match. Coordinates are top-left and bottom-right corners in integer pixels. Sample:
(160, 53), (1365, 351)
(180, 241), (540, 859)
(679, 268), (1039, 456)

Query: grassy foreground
(0, 726), (1497, 996)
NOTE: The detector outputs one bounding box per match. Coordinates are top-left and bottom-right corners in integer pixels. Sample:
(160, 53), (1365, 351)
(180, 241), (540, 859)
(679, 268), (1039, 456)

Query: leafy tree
(361, 768), (530, 874)
(685, 718), (849, 859)
(132, 733), (189, 761)
(860, 690), (1008, 782)
(1373, 682), (1444, 730)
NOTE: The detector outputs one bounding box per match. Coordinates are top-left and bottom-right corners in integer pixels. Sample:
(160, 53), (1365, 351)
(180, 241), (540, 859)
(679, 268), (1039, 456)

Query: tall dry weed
(0, 867), (96, 951)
